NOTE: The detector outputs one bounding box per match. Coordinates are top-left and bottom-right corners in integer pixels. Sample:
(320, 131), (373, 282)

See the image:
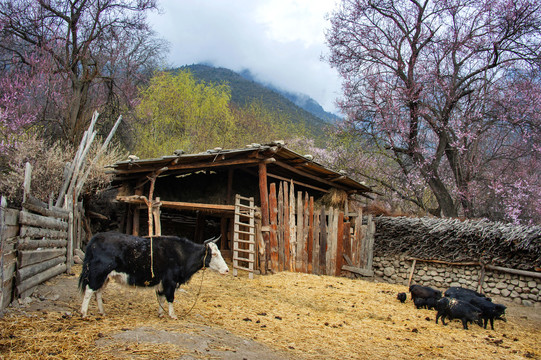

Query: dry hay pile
(0, 265), (540, 359)
(374, 216), (541, 270)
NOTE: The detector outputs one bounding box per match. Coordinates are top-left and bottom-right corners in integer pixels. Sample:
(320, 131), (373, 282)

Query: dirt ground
(1, 265), (540, 360)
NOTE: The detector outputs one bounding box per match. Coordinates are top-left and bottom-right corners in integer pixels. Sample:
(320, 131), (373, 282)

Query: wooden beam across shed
(117, 195), (235, 215)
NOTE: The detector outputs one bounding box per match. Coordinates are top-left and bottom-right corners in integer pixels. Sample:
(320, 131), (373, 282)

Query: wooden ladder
(233, 194), (256, 279)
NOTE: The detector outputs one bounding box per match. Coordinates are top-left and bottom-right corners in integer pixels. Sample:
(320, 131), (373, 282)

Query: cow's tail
(78, 244), (93, 294)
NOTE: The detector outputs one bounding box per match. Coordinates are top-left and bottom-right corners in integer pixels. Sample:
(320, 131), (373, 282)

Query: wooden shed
(108, 142), (376, 277)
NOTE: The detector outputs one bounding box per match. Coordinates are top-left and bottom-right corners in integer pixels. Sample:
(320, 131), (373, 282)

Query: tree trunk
(426, 176), (457, 218)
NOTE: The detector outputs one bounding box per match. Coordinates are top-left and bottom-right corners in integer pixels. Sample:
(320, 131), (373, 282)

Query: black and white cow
(78, 231), (229, 319)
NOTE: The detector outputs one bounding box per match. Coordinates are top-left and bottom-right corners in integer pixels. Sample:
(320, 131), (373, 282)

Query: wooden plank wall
(16, 195), (70, 299)
(0, 196), (19, 313)
(266, 181), (375, 277)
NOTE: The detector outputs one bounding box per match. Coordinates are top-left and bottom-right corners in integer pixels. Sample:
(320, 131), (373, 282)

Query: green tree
(134, 71), (235, 158)
(229, 101), (305, 148)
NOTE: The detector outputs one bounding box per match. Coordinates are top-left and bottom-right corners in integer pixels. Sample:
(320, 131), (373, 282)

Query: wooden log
(56, 111), (99, 207)
(288, 180), (296, 271)
(19, 211), (68, 231)
(312, 206), (320, 275)
(268, 183), (279, 272)
(74, 248), (85, 260)
(22, 162), (32, 204)
(283, 181), (290, 271)
(16, 263), (66, 297)
(326, 208), (336, 276)
(335, 211), (344, 276)
(277, 182), (284, 271)
(477, 263), (486, 293)
(342, 265), (374, 277)
(23, 195), (69, 219)
(407, 258), (480, 266)
(302, 192), (309, 273)
(16, 255), (66, 282)
(259, 162), (270, 271)
(66, 196), (73, 272)
(65, 129), (97, 207)
(18, 248), (66, 268)
(74, 114), (123, 199)
(485, 264), (541, 279)
(19, 226), (67, 240)
(255, 217), (266, 274)
(132, 186), (143, 236)
(342, 254), (361, 278)
(407, 259), (417, 288)
(366, 214), (375, 271)
(319, 206), (327, 275)
(296, 191), (304, 272)
(307, 196), (314, 274)
(17, 238), (68, 250)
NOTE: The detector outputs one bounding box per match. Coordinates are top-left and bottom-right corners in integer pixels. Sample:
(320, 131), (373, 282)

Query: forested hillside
(180, 64), (331, 138)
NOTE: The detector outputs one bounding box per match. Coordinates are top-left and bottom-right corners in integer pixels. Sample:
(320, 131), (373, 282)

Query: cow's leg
(162, 281), (178, 319)
(81, 269), (110, 318)
(156, 292), (167, 318)
(81, 286), (94, 318)
(95, 277), (110, 316)
(95, 289), (105, 316)
(168, 302), (177, 320)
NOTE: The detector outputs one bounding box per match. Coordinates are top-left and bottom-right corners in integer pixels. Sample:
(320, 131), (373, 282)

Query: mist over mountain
(179, 64), (340, 138)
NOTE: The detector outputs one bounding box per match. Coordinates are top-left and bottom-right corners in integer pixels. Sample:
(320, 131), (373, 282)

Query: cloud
(148, 0), (343, 114)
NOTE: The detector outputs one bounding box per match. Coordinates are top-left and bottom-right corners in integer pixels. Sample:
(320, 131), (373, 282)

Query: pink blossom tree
(0, 0), (165, 146)
(326, 0), (541, 223)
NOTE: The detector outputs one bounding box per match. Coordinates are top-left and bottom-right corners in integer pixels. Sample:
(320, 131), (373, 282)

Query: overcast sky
(148, 0), (343, 114)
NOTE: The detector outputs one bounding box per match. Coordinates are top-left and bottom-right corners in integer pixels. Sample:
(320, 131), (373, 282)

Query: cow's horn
(204, 235), (221, 244)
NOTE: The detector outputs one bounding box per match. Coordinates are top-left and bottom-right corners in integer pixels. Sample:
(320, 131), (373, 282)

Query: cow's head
(204, 236), (229, 275)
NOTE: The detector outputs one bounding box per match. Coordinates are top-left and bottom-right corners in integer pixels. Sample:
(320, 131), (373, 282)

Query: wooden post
(146, 174), (158, 237)
(303, 192), (309, 273)
(477, 263), (486, 294)
(307, 196), (314, 274)
(336, 211), (344, 276)
(343, 220), (351, 270)
(319, 206), (327, 275)
(312, 203), (320, 275)
(133, 186), (143, 236)
(277, 182), (284, 271)
(283, 181), (290, 271)
(296, 191), (304, 272)
(289, 180), (296, 271)
(22, 162), (32, 204)
(354, 213), (363, 267)
(269, 183), (279, 272)
(153, 197), (162, 236)
(366, 214), (375, 271)
(65, 195), (73, 273)
(407, 259), (417, 287)
(258, 162), (270, 271)
(255, 217), (266, 274)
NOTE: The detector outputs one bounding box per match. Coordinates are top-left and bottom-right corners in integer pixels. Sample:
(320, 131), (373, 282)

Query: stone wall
(373, 254), (541, 306)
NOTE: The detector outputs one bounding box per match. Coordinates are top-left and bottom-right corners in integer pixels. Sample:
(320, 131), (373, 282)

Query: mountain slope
(179, 64), (333, 137)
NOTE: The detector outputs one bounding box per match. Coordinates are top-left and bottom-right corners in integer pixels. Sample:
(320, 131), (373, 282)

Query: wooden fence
(0, 197), (18, 313)
(262, 181), (375, 277)
(16, 194), (70, 299)
(0, 164), (86, 313)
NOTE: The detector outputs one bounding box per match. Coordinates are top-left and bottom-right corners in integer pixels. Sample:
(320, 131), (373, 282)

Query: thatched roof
(374, 216), (541, 271)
